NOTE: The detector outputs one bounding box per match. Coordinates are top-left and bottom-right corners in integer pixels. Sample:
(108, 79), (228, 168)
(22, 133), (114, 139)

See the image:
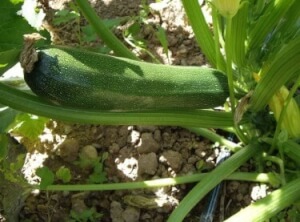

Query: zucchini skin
(24, 46), (229, 110)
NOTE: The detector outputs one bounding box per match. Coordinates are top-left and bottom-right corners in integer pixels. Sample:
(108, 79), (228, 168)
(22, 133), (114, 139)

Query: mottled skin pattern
(25, 46), (229, 111)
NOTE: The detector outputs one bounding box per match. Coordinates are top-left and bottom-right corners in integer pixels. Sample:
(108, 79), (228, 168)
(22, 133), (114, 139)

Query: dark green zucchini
(24, 46), (228, 110)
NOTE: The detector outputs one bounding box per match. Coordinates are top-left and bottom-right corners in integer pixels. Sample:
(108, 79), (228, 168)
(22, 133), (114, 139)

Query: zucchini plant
(0, 0), (300, 221)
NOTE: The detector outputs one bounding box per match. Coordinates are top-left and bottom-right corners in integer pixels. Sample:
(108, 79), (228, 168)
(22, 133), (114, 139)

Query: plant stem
(181, 0), (225, 70)
(74, 0), (138, 60)
(211, 7), (224, 72)
(225, 177), (300, 222)
(0, 83), (233, 128)
(224, 16), (249, 144)
(167, 141), (261, 221)
(261, 153), (286, 185)
(41, 172), (276, 191)
(225, 17), (235, 111)
(186, 127), (241, 152)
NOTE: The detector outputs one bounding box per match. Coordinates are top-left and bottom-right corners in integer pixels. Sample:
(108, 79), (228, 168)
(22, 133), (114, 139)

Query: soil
(0, 0), (266, 221)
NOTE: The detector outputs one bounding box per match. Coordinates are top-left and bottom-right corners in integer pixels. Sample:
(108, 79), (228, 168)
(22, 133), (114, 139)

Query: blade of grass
(181, 0), (226, 71)
(74, 0), (138, 60)
(0, 83), (233, 128)
(225, 177), (300, 222)
(167, 141), (260, 221)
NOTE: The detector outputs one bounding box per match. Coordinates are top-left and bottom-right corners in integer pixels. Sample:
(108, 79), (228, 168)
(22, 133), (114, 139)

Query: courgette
(24, 46), (228, 110)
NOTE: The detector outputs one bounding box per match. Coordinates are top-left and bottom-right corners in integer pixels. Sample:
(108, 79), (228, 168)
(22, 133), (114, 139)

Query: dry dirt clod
(122, 206), (140, 222)
(138, 152), (158, 176)
(159, 150), (183, 172)
(57, 138), (80, 162)
(110, 201), (124, 222)
(136, 133), (160, 154)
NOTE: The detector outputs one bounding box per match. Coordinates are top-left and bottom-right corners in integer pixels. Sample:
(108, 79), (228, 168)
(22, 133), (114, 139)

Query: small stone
(80, 145), (98, 160)
(153, 129), (162, 142)
(236, 193), (243, 202)
(136, 126), (157, 132)
(57, 138), (79, 162)
(122, 206), (140, 222)
(159, 150), (183, 172)
(71, 193), (87, 213)
(136, 133), (160, 154)
(110, 201), (124, 222)
(227, 181), (240, 193)
(138, 153), (158, 176)
(109, 143), (120, 154)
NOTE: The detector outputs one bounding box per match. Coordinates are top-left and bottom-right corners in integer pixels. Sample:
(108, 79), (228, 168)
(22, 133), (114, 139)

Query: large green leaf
(0, 106), (18, 133)
(0, 0), (35, 74)
(9, 113), (48, 141)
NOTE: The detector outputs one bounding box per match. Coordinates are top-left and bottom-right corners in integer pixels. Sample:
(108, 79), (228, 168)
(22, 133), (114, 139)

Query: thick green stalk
(261, 153), (286, 185)
(247, 0), (294, 53)
(225, 17), (235, 110)
(74, 0), (138, 60)
(186, 127), (241, 152)
(225, 177), (300, 222)
(167, 141), (260, 221)
(281, 140), (300, 165)
(43, 172), (278, 191)
(0, 83), (233, 128)
(223, 16), (248, 144)
(211, 7), (224, 72)
(250, 37), (300, 112)
(228, 2), (248, 67)
(181, 0), (226, 70)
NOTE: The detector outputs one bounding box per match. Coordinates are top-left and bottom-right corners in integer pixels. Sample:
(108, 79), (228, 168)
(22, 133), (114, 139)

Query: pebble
(57, 138), (79, 162)
(122, 206), (140, 222)
(80, 145), (98, 161)
(159, 150), (183, 172)
(138, 153), (158, 176)
(110, 201), (124, 222)
(136, 133), (160, 154)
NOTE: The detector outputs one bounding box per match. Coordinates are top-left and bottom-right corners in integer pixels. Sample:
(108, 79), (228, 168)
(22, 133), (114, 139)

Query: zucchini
(24, 46), (229, 110)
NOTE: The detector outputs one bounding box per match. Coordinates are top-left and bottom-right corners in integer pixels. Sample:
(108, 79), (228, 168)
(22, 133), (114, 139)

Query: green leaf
(0, 106), (19, 133)
(155, 26), (169, 58)
(10, 0), (24, 5)
(36, 166), (54, 189)
(0, 134), (9, 161)
(55, 166), (72, 183)
(0, 0), (36, 74)
(9, 113), (48, 140)
(0, 49), (20, 75)
(53, 9), (80, 25)
(81, 25), (98, 43)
